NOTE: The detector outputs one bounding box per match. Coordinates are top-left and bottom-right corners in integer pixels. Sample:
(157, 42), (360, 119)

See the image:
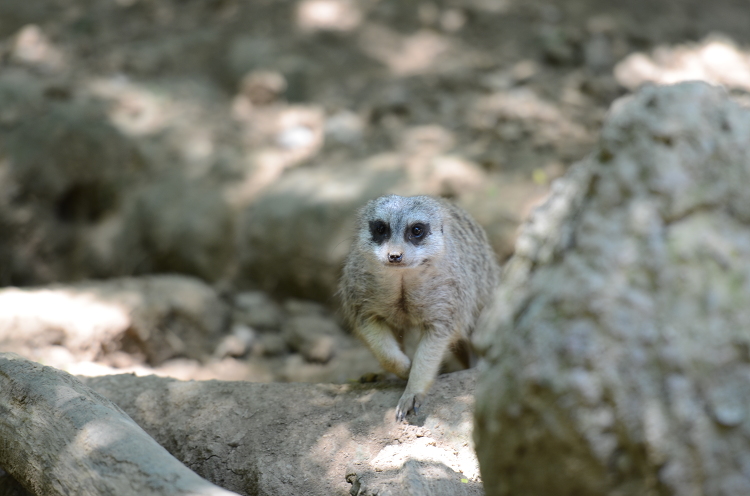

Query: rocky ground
(2, 0), (750, 384)
(0, 275), (381, 385)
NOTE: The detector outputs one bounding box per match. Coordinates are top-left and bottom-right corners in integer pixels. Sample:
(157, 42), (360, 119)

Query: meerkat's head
(356, 195), (446, 269)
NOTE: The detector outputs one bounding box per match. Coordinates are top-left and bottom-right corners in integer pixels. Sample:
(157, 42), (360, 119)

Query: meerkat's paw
(395, 391), (425, 422)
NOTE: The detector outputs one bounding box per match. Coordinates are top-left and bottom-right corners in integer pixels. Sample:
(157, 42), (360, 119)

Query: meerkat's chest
(371, 269), (446, 328)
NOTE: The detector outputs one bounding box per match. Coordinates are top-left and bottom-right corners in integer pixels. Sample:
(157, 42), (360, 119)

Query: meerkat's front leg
(396, 327), (454, 421)
(356, 318), (411, 380)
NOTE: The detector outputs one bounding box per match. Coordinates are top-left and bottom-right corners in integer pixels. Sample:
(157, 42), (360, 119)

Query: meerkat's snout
(388, 252), (403, 263)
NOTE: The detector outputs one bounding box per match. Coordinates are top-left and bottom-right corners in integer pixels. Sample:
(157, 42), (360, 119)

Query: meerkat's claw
(395, 392), (425, 422)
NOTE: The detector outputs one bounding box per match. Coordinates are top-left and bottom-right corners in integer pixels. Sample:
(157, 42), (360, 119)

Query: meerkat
(340, 194), (500, 421)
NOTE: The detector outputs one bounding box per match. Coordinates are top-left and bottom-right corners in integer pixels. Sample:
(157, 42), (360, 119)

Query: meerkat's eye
(369, 220), (389, 244)
(406, 223), (429, 245)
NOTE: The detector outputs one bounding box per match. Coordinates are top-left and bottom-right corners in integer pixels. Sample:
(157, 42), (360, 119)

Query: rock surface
(77, 368), (481, 496)
(474, 82), (750, 495)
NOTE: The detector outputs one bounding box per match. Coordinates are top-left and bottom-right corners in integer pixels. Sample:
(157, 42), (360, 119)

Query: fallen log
(0, 353), (481, 496)
(0, 353), (239, 496)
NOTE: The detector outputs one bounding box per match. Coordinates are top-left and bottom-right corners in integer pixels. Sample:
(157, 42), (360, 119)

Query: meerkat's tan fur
(340, 195), (500, 420)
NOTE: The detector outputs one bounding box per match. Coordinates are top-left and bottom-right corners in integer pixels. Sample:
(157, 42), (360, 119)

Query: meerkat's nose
(388, 252), (403, 263)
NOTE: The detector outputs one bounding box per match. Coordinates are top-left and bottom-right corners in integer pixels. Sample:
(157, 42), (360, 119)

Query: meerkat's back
(340, 194), (500, 420)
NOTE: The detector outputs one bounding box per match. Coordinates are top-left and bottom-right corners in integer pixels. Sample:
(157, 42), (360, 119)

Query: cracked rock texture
(474, 82), (750, 496)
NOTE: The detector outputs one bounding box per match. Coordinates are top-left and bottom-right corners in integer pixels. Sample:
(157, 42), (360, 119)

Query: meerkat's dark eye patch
(369, 220), (390, 244)
(405, 222), (430, 245)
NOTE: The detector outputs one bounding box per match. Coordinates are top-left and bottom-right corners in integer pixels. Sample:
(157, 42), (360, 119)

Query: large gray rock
(0, 79), (145, 285)
(474, 82), (750, 495)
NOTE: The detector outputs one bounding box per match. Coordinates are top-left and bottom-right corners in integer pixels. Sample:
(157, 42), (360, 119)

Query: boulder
(0, 82), (144, 285)
(474, 82), (750, 495)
